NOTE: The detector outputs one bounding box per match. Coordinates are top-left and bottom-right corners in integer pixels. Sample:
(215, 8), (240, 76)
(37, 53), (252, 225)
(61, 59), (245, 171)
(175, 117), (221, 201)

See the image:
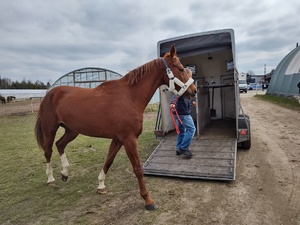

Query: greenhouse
(267, 45), (300, 96)
(49, 67), (122, 90)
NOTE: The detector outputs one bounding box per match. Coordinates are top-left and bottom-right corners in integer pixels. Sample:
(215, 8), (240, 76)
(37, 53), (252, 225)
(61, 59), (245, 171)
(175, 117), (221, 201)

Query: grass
(3, 96), (298, 224)
(0, 104), (160, 225)
(254, 94), (300, 111)
(144, 102), (159, 113)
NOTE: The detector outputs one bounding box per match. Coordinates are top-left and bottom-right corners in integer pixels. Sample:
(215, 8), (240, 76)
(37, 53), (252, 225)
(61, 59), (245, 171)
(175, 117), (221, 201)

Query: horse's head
(162, 45), (197, 98)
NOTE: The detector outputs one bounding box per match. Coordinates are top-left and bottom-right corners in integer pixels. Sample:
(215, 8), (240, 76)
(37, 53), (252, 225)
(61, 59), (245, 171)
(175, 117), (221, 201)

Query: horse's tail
(35, 112), (44, 149)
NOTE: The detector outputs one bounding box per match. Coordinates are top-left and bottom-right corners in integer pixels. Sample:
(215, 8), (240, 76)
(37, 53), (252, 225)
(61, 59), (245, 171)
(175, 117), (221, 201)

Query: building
(267, 44), (300, 96)
(248, 74), (265, 84)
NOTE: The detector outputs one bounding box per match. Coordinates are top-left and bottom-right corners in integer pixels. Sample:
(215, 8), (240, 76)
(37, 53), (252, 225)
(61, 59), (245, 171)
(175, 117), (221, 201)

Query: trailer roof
(158, 29), (235, 58)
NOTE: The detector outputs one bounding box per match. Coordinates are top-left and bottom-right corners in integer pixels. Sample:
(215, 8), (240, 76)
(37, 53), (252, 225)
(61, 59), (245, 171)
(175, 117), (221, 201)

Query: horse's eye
(179, 68), (184, 72)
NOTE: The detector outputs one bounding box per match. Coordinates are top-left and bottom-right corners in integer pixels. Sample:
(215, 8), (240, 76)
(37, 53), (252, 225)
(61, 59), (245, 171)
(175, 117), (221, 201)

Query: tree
(247, 70), (255, 75)
(246, 73), (252, 84)
(0, 76), (48, 89)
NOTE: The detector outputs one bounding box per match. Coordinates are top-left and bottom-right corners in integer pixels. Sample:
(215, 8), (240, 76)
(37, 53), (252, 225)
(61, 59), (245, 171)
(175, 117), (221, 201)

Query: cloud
(0, 0), (299, 84)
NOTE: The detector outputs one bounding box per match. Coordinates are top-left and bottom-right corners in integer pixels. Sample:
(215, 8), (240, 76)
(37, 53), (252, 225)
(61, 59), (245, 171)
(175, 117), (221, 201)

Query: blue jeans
(175, 115), (196, 151)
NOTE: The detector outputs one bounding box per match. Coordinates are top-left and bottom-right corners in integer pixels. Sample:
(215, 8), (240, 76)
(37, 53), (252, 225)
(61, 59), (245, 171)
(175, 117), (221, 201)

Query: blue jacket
(170, 95), (193, 115)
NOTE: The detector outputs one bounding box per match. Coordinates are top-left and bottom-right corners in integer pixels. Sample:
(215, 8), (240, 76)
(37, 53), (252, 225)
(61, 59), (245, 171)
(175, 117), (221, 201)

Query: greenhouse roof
(50, 67), (122, 90)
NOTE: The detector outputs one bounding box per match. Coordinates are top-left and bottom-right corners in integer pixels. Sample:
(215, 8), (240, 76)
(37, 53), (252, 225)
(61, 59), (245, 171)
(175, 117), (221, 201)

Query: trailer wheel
(241, 136), (251, 149)
(241, 118), (251, 149)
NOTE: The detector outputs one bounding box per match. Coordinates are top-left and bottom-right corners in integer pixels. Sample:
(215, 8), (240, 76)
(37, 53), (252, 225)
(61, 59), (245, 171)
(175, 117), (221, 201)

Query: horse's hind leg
(123, 137), (158, 210)
(46, 160), (55, 183)
(55, 127), (79, 182)
(43, 130), (59, 184)
(97, 139), (123, 194)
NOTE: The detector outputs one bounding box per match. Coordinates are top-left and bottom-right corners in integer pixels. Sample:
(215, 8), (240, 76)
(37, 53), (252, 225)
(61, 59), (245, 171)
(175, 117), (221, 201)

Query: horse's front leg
(97, 139), (123, 194)
(97, 169), (107, 194)
(60, 153), (69, 181)
(123, 137), (158, 210)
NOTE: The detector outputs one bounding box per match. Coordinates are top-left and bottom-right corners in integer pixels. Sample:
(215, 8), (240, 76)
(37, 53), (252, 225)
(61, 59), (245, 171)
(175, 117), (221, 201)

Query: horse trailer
(143, 29), (251, 181)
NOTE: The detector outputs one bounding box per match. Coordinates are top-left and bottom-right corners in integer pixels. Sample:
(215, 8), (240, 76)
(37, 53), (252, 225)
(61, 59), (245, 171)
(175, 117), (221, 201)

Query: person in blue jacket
(170, 94), (196, 158)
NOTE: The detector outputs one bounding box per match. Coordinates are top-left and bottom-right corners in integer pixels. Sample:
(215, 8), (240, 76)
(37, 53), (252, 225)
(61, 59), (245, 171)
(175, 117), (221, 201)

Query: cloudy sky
(0, 0), (299, 84)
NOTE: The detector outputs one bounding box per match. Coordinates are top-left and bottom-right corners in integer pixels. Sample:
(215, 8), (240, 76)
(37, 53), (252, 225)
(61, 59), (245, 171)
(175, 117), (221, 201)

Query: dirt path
(230, 91), (300, 225)
(0, 98), (41, 116)
(1, 93), (300, 225)
(93, 91), (300, 225)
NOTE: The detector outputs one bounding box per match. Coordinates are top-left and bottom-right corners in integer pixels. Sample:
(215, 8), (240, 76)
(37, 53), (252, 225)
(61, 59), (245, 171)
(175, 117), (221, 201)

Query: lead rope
(170, 96), (182, 134)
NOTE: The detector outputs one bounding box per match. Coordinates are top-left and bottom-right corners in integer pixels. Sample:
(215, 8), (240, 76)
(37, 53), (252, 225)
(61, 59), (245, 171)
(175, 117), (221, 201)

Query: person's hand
(192, 101), (196, 106)
(170, 104), (176, 109)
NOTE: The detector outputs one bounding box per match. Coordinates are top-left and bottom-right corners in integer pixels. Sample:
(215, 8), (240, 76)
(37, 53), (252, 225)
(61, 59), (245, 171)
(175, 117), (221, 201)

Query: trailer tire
(241, 118), (251, 150)
(241, 137), (251, 149)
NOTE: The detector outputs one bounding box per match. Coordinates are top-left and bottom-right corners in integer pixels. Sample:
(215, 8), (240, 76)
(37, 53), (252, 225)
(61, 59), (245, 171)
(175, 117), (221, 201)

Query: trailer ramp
(143, 133), (236, 181)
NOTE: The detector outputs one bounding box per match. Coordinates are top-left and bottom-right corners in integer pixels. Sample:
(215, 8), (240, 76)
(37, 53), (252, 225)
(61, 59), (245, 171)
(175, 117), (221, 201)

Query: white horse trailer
(143, 29), (251, 181)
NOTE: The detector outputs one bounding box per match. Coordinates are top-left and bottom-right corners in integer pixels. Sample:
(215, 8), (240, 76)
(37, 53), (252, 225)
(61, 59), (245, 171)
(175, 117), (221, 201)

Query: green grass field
(0, 105), (159, 225)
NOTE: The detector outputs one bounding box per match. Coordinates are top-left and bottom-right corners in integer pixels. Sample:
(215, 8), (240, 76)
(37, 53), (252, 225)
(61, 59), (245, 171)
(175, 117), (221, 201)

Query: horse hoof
(61, 173), (68, 182)
(145, 203), (158, 211)
(47, 180), (55, 185)
(97, 188), (107, 194)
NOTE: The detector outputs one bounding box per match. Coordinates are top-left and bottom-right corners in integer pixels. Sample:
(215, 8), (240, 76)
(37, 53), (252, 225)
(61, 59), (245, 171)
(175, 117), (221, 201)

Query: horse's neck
(128, 63), (164, 109)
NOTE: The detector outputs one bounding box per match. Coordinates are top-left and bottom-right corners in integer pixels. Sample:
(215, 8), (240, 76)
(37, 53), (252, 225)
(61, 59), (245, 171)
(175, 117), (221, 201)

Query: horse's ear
(170, 45), (177, 58)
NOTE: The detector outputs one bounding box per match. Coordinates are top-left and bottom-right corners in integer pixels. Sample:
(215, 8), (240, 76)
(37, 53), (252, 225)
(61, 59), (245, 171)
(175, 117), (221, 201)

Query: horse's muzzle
(188, 86), (197, 97)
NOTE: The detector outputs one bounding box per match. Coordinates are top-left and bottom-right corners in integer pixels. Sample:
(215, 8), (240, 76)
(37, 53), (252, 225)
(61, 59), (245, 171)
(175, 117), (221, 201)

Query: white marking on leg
(46, 162), (55, 183)
(97, 169), (106, 190)
(60, 153), (69, 177)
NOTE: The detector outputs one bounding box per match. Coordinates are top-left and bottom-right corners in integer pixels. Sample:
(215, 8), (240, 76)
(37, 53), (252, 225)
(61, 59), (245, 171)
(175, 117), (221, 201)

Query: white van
(238, 73), (248, 93)
(238, 80), (248, 93)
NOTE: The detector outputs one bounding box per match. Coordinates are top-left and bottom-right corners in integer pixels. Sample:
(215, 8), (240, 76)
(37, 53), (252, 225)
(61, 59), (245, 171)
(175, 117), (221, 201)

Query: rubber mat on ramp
(143, 134), (236, 181)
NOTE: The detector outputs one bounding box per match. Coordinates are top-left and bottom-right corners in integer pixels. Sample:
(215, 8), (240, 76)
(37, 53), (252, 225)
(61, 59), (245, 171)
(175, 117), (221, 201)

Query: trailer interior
(157, 31), (238, 140)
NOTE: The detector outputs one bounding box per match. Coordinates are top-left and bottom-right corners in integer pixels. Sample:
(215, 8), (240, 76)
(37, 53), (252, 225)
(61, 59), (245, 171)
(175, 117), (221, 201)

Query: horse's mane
(125, 58), (162, 86)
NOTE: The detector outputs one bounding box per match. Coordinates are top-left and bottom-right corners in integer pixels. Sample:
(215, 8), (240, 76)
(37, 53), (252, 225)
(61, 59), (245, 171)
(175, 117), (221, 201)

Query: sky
(0, 0), (299, 85)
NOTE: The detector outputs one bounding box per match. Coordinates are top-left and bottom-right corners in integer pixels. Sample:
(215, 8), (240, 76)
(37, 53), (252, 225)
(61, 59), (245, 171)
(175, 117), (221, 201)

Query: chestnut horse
(35, 45), (196, 210)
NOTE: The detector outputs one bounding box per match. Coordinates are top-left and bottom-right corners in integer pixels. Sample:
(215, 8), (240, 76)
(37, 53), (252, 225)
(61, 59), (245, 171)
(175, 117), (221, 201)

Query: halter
(162, 58), (194, 96)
